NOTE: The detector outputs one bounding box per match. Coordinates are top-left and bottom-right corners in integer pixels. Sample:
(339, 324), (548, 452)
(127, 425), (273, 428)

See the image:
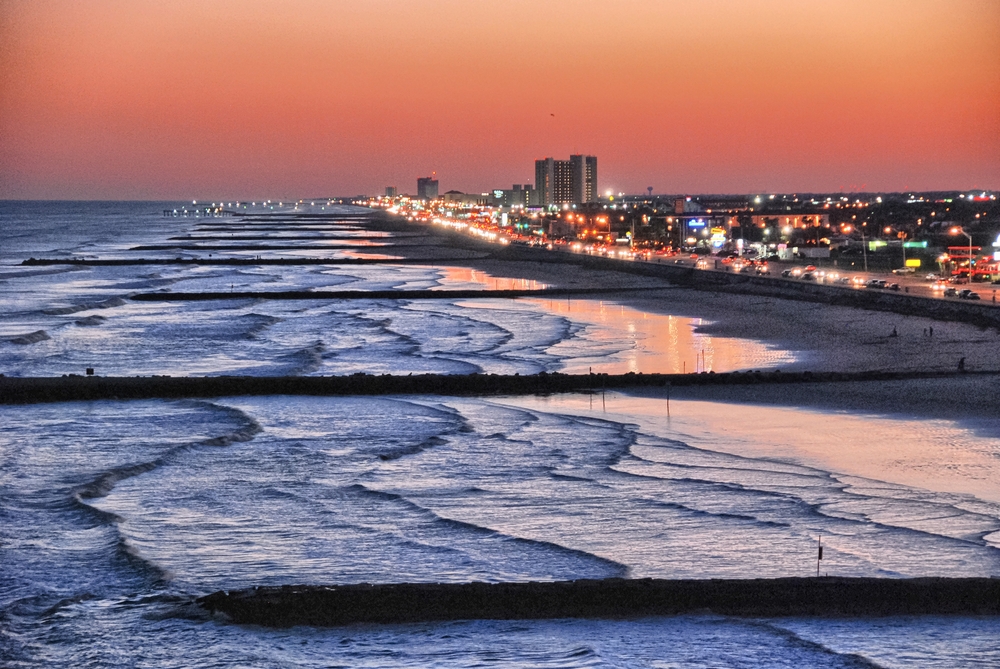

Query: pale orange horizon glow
(1, 0), (998, 199)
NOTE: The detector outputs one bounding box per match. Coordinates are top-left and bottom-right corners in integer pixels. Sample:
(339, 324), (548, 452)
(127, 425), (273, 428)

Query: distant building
(385, 186), (397, 198)
(570, 155), (598, 204)
(441, 190), (489, 206)
(492, 184), (536, 208)
(534, 155), (597, 205)
(417, 177), (439, 200)
(749, 213), (830, 229)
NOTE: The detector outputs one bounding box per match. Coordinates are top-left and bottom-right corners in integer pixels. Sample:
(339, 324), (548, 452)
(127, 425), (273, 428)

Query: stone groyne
(127, 287), (663, 302)
(198, 577), (1000, 627)
(2, 370), (991, 405)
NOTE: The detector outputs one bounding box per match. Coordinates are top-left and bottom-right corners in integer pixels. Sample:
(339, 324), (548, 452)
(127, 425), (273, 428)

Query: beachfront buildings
(535, 155), (597, 205)
(417, 176), (439, 200)
(492, 184), (536, 208)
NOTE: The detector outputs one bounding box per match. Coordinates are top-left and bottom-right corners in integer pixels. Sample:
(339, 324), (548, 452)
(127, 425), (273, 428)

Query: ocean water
(1, 201), (998, 668)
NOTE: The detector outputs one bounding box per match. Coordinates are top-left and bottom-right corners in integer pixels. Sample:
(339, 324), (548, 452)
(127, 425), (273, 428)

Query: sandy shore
(429, 255), (1000, 375)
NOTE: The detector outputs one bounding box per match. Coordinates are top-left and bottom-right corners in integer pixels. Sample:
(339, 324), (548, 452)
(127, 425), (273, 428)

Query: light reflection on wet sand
(502, 392), (1000, 510)
(438, 266), (547, 291)
(531, 298), (797, 375)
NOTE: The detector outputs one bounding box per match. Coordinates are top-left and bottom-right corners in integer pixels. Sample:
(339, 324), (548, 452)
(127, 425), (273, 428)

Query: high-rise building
(416, 177), (439, 200)
(570, 154), (598, 204)
(534, 155), (597, 205)
(385, 186), (397, 197)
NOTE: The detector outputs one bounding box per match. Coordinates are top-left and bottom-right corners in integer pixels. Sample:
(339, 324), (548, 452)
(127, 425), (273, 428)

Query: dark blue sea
(1, 201), (998, 668)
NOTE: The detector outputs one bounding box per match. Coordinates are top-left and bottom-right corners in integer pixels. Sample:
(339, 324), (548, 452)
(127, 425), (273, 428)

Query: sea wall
(128, 287), (661, 302)
(198, 577), (1000, 626)
(1, 370), (989, 404)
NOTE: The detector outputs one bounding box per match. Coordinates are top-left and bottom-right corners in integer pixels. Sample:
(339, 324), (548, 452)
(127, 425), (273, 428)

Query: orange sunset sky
(1, 0), (998, 200)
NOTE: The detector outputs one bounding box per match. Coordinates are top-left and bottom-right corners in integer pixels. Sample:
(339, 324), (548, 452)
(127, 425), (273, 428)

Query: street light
(950, 226), (973, 282)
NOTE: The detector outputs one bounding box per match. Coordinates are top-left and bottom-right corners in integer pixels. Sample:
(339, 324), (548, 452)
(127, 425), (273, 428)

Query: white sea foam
(2, 201), (997, 669)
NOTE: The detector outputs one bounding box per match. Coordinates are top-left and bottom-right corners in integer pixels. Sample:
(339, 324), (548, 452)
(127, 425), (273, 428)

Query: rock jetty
(198, 577), (1000, 627)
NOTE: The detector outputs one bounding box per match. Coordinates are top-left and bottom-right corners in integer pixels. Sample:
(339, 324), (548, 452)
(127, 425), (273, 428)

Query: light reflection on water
(501, 392), (1000, 510)
(437, 266), (547, 291)
(530, 298), (796, 374)
(3, 202), (997, 668)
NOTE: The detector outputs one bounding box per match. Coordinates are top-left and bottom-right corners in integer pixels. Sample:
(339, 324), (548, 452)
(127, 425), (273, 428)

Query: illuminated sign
(903, 241), (928, 248)
(905, 258), (922, 268)
(688, 219), (706, 228)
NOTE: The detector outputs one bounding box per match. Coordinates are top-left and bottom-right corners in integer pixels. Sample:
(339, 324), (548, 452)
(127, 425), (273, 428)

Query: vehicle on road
(866, 279), (887, 289)
(893, 267), (916, 275)
(886, 283), (901, 291)
(944, 287), (959, 297)
(958, 289), (981, 300)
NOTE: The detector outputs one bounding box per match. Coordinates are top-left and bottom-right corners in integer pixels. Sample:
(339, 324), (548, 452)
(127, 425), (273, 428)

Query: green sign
(902, 241), (927, 248)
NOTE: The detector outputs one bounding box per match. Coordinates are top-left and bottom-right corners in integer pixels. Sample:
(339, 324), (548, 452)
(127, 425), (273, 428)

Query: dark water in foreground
(1, 201), (998, 667)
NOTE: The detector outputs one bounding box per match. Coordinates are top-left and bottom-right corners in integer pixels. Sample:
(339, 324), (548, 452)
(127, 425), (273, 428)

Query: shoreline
(428, 256), (1000, 374)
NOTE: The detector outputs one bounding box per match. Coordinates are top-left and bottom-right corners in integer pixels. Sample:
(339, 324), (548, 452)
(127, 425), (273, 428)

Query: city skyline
(1, 0), (998, 200)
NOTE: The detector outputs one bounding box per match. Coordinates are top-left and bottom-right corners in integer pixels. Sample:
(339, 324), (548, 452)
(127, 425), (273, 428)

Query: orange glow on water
(438, 266), (546, 291)
(534, 299), (794, 374)
(506, 393), (1000, 507)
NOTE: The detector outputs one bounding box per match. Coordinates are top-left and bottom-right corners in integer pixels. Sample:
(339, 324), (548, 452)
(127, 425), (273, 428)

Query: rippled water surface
(2, 202), (998, 668)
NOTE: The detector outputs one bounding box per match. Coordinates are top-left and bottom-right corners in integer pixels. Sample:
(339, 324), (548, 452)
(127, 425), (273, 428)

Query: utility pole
(860, 225), (868, 273)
